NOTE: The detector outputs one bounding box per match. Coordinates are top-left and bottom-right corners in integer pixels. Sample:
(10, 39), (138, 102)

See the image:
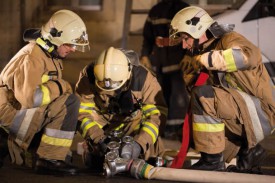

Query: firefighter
(0, 10), (90, 175)
(140, 0), (190, 140)
(169, 6), (275, 172)
(75, 47), (167, 171)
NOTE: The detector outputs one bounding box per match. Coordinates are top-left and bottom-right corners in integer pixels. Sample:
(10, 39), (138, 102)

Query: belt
(155, 36), (170, 47)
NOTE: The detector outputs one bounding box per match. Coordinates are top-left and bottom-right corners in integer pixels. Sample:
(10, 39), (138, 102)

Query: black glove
(86, 136), (108, 157)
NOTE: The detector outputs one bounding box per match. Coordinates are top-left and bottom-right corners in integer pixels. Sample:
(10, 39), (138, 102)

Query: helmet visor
(169, 26), (183, 46)
(75, 44), (90, 52)
(96, 78), (123, 91)
(71, 31), (90, 52)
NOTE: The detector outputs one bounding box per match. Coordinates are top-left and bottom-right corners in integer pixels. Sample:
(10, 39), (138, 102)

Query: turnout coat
(183, 31), (275, 162)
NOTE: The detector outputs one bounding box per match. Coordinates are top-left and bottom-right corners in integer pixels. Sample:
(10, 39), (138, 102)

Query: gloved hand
(140, 56), (152, 70)
(88, 127), (106, 144)
(86, 135), (108, 156)
(192, 53), (210, 69)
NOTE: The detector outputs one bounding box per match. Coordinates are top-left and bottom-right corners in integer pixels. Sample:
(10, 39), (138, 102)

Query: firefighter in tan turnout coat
(169, 6), (275, 172)
(0, 10), (90, 175)
(75, 47), (167, 170)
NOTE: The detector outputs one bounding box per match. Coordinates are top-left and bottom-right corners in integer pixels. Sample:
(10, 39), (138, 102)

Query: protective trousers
(191, 85), (247, 163)
(7, 93), (80, 164)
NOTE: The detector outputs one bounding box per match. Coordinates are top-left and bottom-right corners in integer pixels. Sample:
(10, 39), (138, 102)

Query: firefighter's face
(57, 44), (76, 58)
(180, 33), (194, 51)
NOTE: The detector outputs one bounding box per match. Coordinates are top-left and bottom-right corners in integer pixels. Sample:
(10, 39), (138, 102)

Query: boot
(35, 158), (79, 175)
(0, 127), (9, 168)
(190, 152), (226, 171)
(227, 144), (267, 174)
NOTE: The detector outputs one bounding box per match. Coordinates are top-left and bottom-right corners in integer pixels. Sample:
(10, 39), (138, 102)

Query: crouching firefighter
(75, 47), (168, 171)
(0, 9), (90, 175)
(169, 6), (275, 173)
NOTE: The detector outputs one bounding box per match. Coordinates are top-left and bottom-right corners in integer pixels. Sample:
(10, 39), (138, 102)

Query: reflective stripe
(13, 108), (37, 145)
(237, 91), (271, 142)
(141, 122), (158, 143)
(193, 123), (225, 132)
(80, 118), (102, 137)
(114, 123), (125, 131)
(147, 17), (171, 25)
(42, 75), (50, 83)
(45, 128), (75, 139)
(41, 134), (72, 147)
(33, 87), (43, 107)
(79, 102), (96, 115)
(232, 49), (247, 70)
(223, 48), (248, 72)
(223, 48), (237, 72)
(41, 85), (51, 106)
(162, 64), (180, 73)
(142, 104), (160, 117)
(193, 114), (224, 132)
(193, 114), (222, 124)
(141, 122), (159, 143)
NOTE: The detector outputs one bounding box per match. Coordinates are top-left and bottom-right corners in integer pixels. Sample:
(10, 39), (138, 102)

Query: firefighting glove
(193, 52), (215, 70)
(86, 135), (107, 156)
(88, 127), (106, 144)
(181, 57), (202, 87)
(140, 56), (152, 70)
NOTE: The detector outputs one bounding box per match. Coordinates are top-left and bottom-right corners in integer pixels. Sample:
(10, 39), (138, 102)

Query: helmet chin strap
(190, 39), (200, 56)
(36, 37), (62, 59)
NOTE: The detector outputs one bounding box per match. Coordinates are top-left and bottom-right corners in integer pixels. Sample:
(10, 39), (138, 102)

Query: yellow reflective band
(142, 128), (157, 143)
(82, 122), (97, 137)
(143, 122), (159, 135)
(41, 85), (51, 106)
(193, 123), (225, 132)
(142, 104), (160, 117)
(223, 49), (237, 72)
(114, 123), (125, 131)
(41, 134), (72, 147)
(79, 102), (95, 115)
(41, 75), (49, 83)
(81, 118), (103, 137)
(142, 122), (158, 143)
(142, 104), (156, 111)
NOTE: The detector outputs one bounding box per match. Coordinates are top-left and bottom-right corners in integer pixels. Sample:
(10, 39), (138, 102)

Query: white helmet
(170, 6), (215, 40)
(94, 47), (132, 91)
(41, 9), (90, 52)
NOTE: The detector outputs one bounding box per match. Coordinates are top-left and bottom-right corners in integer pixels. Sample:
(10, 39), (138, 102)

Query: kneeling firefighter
(169, 6), (274, 173)
(0, 10), (90, 175)
(75, 47), (168, 171)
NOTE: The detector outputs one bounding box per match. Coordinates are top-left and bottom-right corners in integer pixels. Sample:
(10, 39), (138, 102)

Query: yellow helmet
(94, 47), (132, 91)
(170, 6), (215, 40)
(41, 9), (90, 52)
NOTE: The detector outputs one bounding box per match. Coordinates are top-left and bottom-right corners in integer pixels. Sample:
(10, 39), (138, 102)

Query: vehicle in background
(213, 0), (275, 83)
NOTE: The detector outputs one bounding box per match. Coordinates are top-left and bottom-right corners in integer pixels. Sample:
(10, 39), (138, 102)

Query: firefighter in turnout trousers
(0, 10), (90, 175)
(140, 0), (190, 139)
(169, 6), (275, 173)
(75, 47), (167, 171)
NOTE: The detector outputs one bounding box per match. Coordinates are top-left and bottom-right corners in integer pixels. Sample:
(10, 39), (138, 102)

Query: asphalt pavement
(0, 135), (275, 183)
